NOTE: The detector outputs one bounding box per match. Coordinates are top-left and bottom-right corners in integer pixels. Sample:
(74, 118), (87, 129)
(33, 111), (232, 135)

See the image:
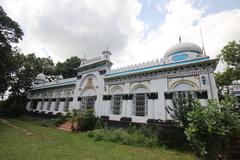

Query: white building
(229, 80), (240, 109)
(26, 41), (219, 124)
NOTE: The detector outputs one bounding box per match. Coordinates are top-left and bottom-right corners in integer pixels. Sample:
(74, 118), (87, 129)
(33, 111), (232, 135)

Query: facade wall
(27, 57), (218, 124)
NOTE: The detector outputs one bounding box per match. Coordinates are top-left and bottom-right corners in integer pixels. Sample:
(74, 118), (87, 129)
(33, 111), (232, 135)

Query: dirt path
(0, 118), (33, 135)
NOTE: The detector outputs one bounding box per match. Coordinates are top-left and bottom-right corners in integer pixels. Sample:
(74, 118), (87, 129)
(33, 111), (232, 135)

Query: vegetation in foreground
(0, 118), (195, 160)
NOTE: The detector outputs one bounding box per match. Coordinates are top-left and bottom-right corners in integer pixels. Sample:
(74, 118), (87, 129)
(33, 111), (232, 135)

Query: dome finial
(179, 36), (182, 43)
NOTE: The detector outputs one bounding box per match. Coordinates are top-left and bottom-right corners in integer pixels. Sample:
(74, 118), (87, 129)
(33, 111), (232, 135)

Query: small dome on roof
(232, 80), (239, 85)
(57, 74), (63, 80)
(102, 49), (111, 55)
(35, 73), (46, 81)
(165, 42), (202, 58)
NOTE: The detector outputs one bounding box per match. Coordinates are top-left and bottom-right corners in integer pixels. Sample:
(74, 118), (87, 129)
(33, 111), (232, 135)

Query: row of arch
(109, 81), (199, 95)
(79, 74), (199, 96)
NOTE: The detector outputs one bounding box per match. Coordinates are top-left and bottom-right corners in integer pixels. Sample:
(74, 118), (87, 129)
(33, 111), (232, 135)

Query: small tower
(102, 48), (111, 60)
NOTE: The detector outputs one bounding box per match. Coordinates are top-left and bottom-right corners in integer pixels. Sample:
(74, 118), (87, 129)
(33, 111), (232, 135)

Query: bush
(0, 95), (27, 117)
(95, 118), (104, 129)
(55, 115), (68, 126)
(78, 109), (97, 131)
(185, 96), (240, 159)
(87, 126), (158, 148)
(156, 125), (187, 149)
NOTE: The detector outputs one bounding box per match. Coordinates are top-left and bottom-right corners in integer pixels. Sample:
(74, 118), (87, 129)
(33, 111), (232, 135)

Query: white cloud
(117, 0), (240, 71)
(1, 0), (143, 63)
(155, 4), (162, 12)
(1, 0), (240, 72)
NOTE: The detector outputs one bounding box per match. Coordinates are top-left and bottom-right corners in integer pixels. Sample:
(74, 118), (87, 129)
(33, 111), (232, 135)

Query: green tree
(216, 41), (240, 88)
(219, 40), (240, 69)
(0, 6), (23, 99)
(185, 95), (240, 159)
(10, 51), (55, 96)
(165, 91), (196, 128)
(55, 56), (81, 78)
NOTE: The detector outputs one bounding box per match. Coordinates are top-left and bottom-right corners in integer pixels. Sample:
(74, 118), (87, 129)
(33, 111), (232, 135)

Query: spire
(200, 28), (206, 56)
(179, 36), (182, 43)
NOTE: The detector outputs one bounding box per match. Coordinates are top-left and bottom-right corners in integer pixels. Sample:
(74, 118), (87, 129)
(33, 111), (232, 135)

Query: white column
(101, 100), (106, 116)
(148, 99), (154, 119)
(71, 79), (81, 110)
(105, 100), (111, 115)
(26, 102), (31, 110)
(126, 100), (132, 117)
(121, 100), (127, 117)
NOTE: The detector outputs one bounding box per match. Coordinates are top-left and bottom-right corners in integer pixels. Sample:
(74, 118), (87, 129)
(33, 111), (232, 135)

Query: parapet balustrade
(108, 59), (163, 74)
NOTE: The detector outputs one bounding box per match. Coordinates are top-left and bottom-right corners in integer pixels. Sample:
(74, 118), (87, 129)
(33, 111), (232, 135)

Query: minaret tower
(102, 47), (111, 60)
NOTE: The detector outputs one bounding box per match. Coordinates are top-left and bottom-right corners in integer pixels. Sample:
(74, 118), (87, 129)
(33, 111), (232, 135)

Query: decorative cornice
(106, 57), (217, 78)
(105, 63), (215, 85)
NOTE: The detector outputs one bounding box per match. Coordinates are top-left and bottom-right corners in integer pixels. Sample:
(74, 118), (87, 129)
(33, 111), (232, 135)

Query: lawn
(0, 117), (196, 160)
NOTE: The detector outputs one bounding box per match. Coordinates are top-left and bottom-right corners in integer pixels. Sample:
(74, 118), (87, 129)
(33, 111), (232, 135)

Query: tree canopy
(215, 40), (240, 89)
(0, 6), (81, 99)
(0, 6), (23, 99)
(55, 56), (81, 78)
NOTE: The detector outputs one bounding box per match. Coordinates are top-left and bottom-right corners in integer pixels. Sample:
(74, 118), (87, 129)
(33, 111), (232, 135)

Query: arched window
(131, 85), (149, 117)
(110, 86), (123, 115)
(173, 83), (194, 91)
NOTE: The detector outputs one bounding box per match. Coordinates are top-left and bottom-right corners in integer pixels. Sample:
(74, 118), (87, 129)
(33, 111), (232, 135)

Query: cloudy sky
(1, 0), (240, 70)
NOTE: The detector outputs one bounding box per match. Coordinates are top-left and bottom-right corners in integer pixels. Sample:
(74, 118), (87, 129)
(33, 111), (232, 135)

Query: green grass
(0, 118), (196, 160)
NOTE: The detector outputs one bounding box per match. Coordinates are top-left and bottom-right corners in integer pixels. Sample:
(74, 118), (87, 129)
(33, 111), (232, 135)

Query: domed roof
(232, 80), (240, 85)
(102, 49), (111, 55)
(35, 73), (46, 81)
(57, 74), (63, 80)
(165, 42), (202, 58)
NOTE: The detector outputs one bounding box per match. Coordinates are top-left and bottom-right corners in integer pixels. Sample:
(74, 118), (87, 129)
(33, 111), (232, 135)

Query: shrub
(78, 109), (97, 131)
(0, 95), (27, 117)
(87, 127), (158, 148)
(165, 91), (195, 128)
(156, 125), (187, 149)
(95, 118), (104, 129)
(55, 115), (68, 126)
(185, 95), (240, 159)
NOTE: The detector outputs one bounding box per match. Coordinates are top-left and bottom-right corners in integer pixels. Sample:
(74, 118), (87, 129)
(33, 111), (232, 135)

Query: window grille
(64, 98), (70, 112)
(40, 99), (45, 110)
(54, 98), (60, 111)
(30, 99), (38, 109)
(133, 93), (148, 116)
(111, 94), (122, 115)
(46, 99), (52, 110)
(80, 96), (96, 112)
(54, 92), (61, 111)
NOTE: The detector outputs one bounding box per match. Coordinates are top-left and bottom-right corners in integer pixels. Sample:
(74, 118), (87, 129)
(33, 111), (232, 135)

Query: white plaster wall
(36, 102), (41, 110)
(200, 73), (217, 99)
(72, 70), (106, 117)
(209, 73), (218, 99)
(58, 102), (64, 113)
(26, 101), (31, 110)
(151, 78), (168, 120)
